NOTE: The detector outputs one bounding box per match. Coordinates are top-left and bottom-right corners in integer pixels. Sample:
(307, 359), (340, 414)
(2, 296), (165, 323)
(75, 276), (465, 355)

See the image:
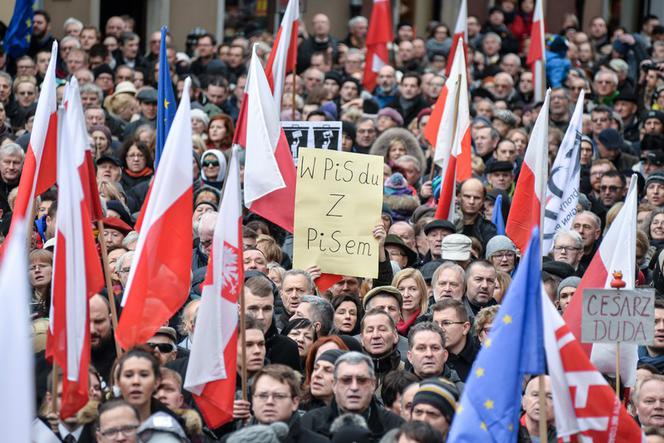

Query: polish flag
(445, 0), (467, 77)
(62, 78), (103, 222)
(7, 42), (58, 238)
(563, 174), (639, 387)
(264, 0), (299, 111)
(0, 219), (34, 441)
(243, 45), (296, 233)
(527, 0), (546, 102)
(363, 0), (393, 92)
(116, 78), (193, 349)
(425, 38), (471, 221)
(46, 79), (105, 419)
(184, 147), (243, 428)
(542, 293), (645, 441)
(505, 89), (550, 252)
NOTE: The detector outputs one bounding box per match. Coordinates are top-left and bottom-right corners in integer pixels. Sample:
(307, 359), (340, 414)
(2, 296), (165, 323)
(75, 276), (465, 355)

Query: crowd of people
(1, 0), (664, 442)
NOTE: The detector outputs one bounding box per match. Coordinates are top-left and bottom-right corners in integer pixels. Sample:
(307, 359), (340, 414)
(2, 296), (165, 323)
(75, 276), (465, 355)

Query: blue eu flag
(447, 228), (545, 442)
(492, 194), (506, 235)
(3, 0), (35, 59)
(155, 26), (176, 170)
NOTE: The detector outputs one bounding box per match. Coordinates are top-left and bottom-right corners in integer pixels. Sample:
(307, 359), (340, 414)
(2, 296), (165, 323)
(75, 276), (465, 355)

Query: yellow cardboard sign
(293, 148), (384, 278)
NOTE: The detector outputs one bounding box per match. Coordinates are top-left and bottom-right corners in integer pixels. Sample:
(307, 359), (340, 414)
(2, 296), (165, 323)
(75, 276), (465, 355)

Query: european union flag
(447, 228), (545, 442)
(3, 0), (35, 59)
(492, 194), (506, 235)
(155, 26), (176, 170)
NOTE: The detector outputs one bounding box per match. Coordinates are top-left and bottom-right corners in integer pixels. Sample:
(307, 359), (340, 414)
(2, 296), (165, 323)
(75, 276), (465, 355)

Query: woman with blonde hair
(392, 268), (428, 336)
(256, 234), (283, 264)
(29, 249), (53, 318)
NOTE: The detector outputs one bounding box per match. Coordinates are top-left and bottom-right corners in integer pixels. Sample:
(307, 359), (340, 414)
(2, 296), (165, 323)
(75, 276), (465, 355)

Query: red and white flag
(62, 78), (103, 222)
(243, 46), (296, 233)
(7, 42), (58, 236)
(563, 175), (639, 387)
(505, 89), (550, 252)
(264, 0), (299, 111)
(542, 292), (645, 442)
(424, 38), (472, 221)
(116, 78), (193, 349)
(46, 79), (104, 419)
(445, 0), (467, 77)
(0, 219), (34, 441)
(363, 0), (393, 92)
(527, 0), (546, 102)
(184, 147), (243, 428)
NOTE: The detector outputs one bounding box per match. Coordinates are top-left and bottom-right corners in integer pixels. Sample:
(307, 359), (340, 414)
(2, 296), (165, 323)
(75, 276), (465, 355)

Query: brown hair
(253, 364), (302, 398)
(304, 335), (349, 386)
(431, 298), (469, 322)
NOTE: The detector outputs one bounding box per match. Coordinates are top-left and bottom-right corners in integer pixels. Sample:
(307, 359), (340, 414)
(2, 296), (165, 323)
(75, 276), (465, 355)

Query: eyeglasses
(437, 320), (466, 328)
(253, 392), (292, 401)
(491, 251), (516, 259)
(118, 267), (131, 274)
(147, 342), (176, 353)
(600, 185), (621, 193)
(99, 425), (138, 438)
(336, 375), (374, 386)
(553, 246), (581, 252)
(202, 161), (219, 168)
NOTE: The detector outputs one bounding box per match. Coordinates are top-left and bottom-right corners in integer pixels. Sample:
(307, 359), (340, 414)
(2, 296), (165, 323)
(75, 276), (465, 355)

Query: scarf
(124, 166), (153, 178)
(397, 309), (421, 336)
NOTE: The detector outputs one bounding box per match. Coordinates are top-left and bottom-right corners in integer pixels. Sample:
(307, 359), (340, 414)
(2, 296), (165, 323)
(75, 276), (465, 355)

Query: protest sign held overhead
(282, 121), (342, 160)
(293, 148), (383, 278)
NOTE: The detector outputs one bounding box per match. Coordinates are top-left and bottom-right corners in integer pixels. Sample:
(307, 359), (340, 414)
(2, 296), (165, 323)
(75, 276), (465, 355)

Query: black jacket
(285, 415), (330, 443)
(265, 321), (302, 372)
(461, 216), (498, 249)
(446, 336), (479, 382)
(300, 398), (403, 442)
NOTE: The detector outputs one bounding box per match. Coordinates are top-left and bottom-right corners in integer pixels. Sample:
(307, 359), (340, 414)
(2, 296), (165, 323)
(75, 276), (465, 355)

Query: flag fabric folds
(445, 0), (467, 77)
(491, 194), (505, 236)
(264, 0), (299, 110)
(542, 90), (584, 253)
(0, 219), (34, 442)
(155, 26), (176, 169)
(542, 294), (645, 441)
(527, 0), (546, 102)
(116, 78), (193, 349)
(243, 45), (296, 232)
(427, 38), (472, 221)
(47, 79), (104, 419)
(563, 174), (639, 387)
(185, 147), (243, 428)
(447, 228), (545, 441)
(505, 89), (550, 252)
(363, 0), (393, 92)
(3, 0), (35, 58)
(8, 42), (59, 242)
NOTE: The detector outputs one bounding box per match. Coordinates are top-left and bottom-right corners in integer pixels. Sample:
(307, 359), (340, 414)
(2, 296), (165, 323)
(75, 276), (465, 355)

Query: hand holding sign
(293, 148), (384, 278)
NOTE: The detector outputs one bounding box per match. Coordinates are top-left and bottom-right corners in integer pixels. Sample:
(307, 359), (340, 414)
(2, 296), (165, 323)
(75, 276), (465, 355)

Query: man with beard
(29, 10), (56, 57)
(89, 293), (117, 383)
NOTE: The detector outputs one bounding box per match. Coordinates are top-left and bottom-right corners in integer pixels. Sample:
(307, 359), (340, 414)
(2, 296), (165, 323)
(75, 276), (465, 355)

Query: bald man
(459, 178), (497, 247)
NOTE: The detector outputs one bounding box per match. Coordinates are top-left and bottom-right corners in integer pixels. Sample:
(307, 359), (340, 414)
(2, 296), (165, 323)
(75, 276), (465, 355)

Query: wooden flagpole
(51, 363), (58, 414)
(538, 375), (547, 441)
(96, 219), (122, 356)
(239, 284), (248, 401)
(291, 72), (297, 121)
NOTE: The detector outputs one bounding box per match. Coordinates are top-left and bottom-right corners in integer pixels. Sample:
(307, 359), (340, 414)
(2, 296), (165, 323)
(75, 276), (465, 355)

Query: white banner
(542, 90), (585, 253)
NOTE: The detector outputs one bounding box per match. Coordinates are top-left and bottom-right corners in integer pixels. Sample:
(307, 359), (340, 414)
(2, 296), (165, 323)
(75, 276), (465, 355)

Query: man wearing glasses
(146, 326), (178, 365)
(598, 170), (627, 209)
(551, 230), (585, 274)
(96, 399), (140, 443)
(485, 235), (518, 274)
(301, 352), (403, 440)
(249, 365), (328, 443)
(431, 299), (478, 382)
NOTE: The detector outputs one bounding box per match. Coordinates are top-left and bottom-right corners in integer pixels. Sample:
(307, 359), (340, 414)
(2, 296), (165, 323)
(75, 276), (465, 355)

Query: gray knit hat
(485, 235), (518, 259)
(557, 276), (581, 298)
(227, 422), (289, 443)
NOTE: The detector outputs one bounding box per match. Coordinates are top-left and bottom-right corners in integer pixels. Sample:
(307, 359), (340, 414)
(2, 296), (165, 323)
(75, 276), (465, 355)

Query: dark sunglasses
(202, 161), (219, 168)
(147, 342), (175, 353)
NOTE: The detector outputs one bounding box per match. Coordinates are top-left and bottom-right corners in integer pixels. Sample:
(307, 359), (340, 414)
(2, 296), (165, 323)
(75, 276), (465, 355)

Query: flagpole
(429, 74), (462, 183)
(291, 72), (297, 121)
(538, 375), (547, 441)
(96, 220), (122, 356)
(51, 363), (58, 415)
(239, 283), (248, 401)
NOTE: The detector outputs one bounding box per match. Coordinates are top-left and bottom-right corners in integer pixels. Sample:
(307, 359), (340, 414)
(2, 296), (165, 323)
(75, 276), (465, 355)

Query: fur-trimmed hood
(369, 127), (426, 170)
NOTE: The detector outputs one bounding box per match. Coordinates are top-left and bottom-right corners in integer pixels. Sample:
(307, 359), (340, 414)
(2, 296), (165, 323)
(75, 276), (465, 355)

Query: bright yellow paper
(293, 148), (384, 278)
